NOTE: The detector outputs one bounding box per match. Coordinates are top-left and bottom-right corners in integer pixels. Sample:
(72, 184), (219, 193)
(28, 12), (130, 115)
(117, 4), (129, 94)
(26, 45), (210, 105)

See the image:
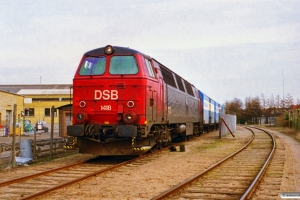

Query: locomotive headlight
(104, 45), (114, 55)
(75, 112), (88, 123)
(123, 111), (137, 124)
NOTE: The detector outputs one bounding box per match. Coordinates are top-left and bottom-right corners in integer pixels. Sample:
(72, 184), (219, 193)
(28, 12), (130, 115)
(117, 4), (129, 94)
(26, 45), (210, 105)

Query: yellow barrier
(9, 127), (24, 136)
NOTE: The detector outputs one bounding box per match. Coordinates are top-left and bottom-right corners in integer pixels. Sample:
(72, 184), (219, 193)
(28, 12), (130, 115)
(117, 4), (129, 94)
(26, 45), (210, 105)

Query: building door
(61, 111), (72, 137)
(6, 110), (12, 135)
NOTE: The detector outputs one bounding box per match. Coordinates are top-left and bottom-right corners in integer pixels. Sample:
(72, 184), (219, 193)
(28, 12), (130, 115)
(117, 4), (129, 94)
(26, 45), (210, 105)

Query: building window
(45, 108), (57, 117)
(25, 108), (35, 116)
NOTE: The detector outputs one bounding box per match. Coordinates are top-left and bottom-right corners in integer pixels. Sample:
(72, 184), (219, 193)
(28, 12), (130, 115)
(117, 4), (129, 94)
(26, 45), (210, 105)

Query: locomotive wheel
(153, 125), (171, 149)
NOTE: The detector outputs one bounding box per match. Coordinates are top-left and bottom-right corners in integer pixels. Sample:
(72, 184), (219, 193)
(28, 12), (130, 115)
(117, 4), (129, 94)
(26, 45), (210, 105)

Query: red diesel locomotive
(67, 45), (203, 155)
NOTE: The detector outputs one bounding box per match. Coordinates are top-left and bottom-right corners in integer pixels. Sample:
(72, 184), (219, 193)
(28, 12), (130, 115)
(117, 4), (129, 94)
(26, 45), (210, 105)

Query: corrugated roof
(0, 84), (72, 94)
(17, 89), (72, 95)
(0, 89), (24, 97)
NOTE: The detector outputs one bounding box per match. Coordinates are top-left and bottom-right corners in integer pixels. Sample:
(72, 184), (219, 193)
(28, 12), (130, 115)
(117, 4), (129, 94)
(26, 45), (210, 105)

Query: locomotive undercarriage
(80, 124), (140, 142)
(68, 122), (203, 155)
(149, 122), (203, 149)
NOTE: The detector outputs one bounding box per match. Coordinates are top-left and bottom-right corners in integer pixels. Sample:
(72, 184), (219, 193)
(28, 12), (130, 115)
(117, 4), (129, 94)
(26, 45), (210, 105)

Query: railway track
(0, 140), (183, 200)
(0, 127), (270, 199)
(250, 129), (286, 199)
(152, 127), (276, 199)
(0, 156), (129, 200)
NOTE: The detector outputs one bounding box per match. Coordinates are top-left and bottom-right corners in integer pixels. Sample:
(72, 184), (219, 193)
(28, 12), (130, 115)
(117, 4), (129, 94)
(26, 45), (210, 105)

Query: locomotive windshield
(79, 57), (106, 75)
(109, 56), (138, 75)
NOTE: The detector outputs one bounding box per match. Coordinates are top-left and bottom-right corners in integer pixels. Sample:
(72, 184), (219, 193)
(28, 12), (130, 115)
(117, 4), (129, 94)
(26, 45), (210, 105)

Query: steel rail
(151, 127), (255, 200)
(240, 127), (276, 200)
(12, 141), (182, 200)
(19, 142), (181, 200)
(0, 160), (89, 187)
(1, 136), (192, 199)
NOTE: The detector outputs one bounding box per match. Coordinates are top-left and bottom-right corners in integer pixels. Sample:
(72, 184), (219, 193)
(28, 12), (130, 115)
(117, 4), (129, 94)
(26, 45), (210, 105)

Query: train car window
(160, 66), (177, 88)
(109, 56), (138, 75)
(145, 59), (156, 78)
(183, 80), (194, 96)
(175, 74), (185, 92)
(79, 57), (106, 75)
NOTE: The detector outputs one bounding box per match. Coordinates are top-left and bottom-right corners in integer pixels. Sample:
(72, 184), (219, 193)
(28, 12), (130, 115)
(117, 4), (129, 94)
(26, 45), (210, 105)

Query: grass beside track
(258, 126), (300, 143)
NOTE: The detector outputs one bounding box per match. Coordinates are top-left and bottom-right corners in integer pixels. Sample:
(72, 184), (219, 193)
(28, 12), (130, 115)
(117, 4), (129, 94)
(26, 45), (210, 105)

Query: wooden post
(221, 118), (235, 137)
(219, 117), (222, 139)
(289, 111), (291, 128)
(34, 128), (37, 158)
(11, 104), (17, 168)
(50, 106), (55, 159)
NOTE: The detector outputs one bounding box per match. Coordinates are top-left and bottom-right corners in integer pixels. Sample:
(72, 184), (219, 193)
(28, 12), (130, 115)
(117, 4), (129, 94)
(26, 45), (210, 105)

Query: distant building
(0, 90), (24, 135)
(0, 84), (72, 136)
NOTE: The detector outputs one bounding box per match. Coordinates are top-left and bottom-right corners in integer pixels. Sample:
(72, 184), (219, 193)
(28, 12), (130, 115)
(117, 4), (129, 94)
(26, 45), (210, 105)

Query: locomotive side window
(183, 80), (194, 96)
(79, 57), (106, 75)
(160, 66), (177, 88)
(109, 56), (138, 75)
(145, 59), (156, 78)
(175, 74), (185, 92)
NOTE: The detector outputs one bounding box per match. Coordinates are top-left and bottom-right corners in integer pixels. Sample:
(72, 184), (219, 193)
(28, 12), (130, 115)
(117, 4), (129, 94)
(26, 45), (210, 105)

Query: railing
(0, 136), (76, 166)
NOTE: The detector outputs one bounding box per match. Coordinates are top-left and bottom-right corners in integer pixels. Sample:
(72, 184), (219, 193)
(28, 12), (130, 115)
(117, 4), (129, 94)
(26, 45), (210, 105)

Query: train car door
(145, 58), (161, 125)
(152, 60), (166, 123)
(146, 87), (157, 123)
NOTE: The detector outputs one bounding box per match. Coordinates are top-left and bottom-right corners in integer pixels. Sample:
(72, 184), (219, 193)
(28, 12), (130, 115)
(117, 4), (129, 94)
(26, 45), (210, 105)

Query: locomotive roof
(84, 46), (142, 56)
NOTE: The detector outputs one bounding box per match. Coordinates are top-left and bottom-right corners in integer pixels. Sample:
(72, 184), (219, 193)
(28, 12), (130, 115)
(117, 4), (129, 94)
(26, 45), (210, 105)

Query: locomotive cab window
(79, 57), (106, 76)
(175, 74), (185, 92)
(183, 80), (194, 96)
(109, 56), (138, 75)
(160, 66), (177, 88)
(145, 58), (156, 78)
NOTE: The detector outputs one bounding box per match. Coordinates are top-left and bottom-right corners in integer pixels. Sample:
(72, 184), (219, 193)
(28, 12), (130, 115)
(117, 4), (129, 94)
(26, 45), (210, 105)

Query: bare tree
(244, 96), (262, 124)
(275, 95), (281, 108)
(269, 94), (275, 108)
(297, 98), (300, 106)
(224, 98), (244, 123)
(285, 93), (294, 108)
(260, 93), (267, 109)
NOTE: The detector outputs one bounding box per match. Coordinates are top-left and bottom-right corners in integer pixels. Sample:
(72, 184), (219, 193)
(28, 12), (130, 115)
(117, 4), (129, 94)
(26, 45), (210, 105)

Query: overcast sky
(0, 0), (299, 105)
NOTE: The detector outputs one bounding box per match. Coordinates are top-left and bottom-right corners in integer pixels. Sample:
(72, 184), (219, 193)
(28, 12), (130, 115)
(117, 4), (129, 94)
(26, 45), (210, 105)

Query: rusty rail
(240, 127), (276, 199)
(0, 139), (184, 199)
(151, 128), (255, 200)
(151, 127), (275, 199)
